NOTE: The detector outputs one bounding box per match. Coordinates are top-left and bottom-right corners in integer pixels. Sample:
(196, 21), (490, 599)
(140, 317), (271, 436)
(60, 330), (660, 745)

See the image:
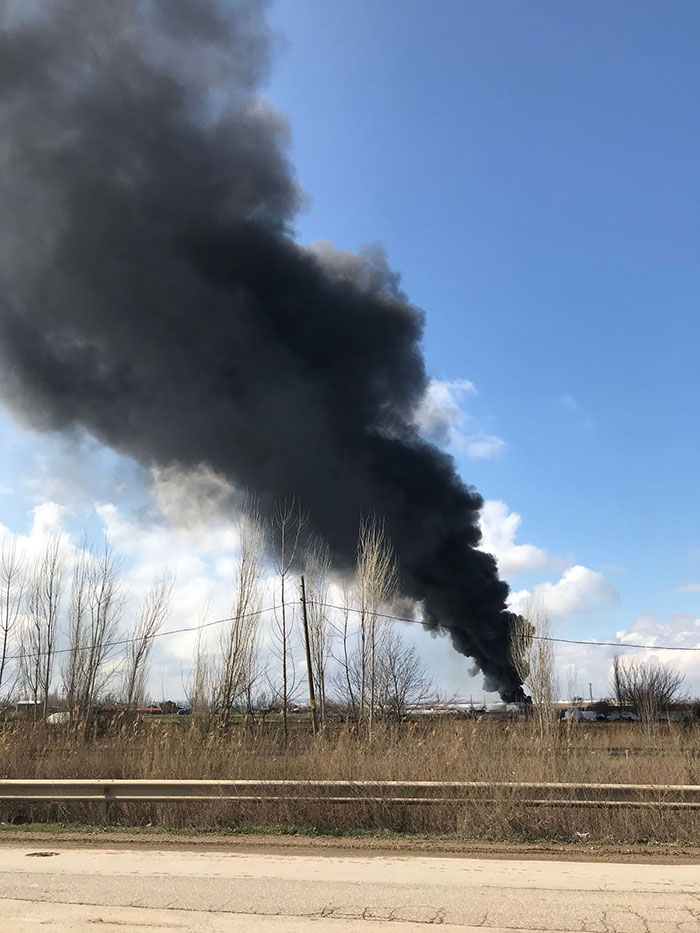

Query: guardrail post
(102, 785), (115, 826)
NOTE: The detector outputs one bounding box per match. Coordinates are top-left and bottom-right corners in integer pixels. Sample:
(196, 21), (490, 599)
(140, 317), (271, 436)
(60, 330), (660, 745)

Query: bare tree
(612, 656), (685, 725)
(612, 653), (623, 707)
(355, 516), (398, 738)
(374, 626), (432, 722)
(21, 534), (64, 720)
(189, 634), (212, 715)
(331, 578), (360, 724)
(0, 536), (26, 709)
(215, 507), (265, 726)
(63, 539), (90, 720)
(509, 596), (558, 741)
(183, 603), (215, 720)
(303, 537), (332, 725)
(270, 498), (307, 742)
(123, 573), (174, 710)
(63, 537), (126, 721)
(336, 623), (431, 724)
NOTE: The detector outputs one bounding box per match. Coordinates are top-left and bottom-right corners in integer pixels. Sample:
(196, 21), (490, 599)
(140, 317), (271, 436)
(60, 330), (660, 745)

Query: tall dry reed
(1, 718), (699, 843)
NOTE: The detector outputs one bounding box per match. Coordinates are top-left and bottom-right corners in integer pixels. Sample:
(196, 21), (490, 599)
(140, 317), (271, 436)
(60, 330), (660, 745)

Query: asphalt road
(1, 844), (699, 931)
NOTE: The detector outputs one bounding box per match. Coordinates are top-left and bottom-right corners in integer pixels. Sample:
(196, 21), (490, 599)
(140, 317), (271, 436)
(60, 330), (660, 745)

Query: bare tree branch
(123, 572), (174, 710)
(63, 536), (126, 721)
(612, 656), (685, 725)
(304, 536), (332, 725)
(215, 504), (265, 725)
(509, 596), (558, 740)
(374, 626), (433, 722)
(356, 515), (398, 738)
(270, 497), (308, 742)
(20, 533), (64, 720)
(0, 535), (26, 709)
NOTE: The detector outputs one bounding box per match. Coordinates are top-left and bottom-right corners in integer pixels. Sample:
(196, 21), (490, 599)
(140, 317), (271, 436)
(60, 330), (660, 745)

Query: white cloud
(464, 434), (507, 460)
(95, 502), (249, 695)
(677, 583), (700, 593)
(616, 612), (700, 652)
(0, 500), (69, 572)
(30, 501), (67, 537)
(560, 393), (594, 431)
(414, 378), (477, 446)
(509, 564), (618, 619)
(555, 612), (700, 701)
(560, 394), (581, 413)
(479, 500), (548, 576)
(414, 378), (506, 459)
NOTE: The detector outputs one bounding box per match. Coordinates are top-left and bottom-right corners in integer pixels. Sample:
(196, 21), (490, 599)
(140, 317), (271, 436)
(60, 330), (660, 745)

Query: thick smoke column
(0, 0), (523, 698)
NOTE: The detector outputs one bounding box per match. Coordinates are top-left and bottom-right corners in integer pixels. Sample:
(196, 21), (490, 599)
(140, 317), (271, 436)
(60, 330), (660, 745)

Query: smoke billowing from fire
(0, 0), (523, 698)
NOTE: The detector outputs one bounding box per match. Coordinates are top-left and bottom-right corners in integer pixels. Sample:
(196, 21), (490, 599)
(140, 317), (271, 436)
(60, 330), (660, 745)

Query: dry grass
(1, 718), (699, 844)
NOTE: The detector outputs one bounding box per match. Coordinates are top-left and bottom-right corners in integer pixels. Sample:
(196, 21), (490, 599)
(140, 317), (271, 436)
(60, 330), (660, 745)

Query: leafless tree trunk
(21, 534), (64, 720)
(63, 537), (125, 722)
(270, 498), (307, 743)
(509, 596), (558, 741)
(0, 536), (26, 709)
(304, 537), (332, 725)
(123, 573), (174, 710)
(63, 539), (89, 720)
(611, 656), (685, 726)
(355, 516), (397, 739)
(216, 506), (265, 726)
(612, 655), (623, 706)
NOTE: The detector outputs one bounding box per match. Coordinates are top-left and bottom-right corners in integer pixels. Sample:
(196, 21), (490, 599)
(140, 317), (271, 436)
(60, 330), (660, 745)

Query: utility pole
(588, 682), (593, 704)
(300, 575), (318, 736)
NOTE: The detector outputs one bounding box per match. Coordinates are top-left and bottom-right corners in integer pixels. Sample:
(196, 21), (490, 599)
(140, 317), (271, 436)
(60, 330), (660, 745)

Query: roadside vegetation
(2, 717), (700, 845)
(1, 504), (698, 846)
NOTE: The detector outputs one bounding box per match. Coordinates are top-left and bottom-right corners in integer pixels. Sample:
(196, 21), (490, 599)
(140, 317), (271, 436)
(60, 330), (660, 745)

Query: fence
(1, 779), (699, 809)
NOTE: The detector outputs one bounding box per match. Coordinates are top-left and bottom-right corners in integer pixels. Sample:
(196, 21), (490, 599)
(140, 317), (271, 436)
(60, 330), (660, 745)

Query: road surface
(1, 844), (698, 931)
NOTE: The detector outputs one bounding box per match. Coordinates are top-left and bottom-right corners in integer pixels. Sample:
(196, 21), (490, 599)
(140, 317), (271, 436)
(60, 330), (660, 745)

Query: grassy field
(2, 718), (699, 844)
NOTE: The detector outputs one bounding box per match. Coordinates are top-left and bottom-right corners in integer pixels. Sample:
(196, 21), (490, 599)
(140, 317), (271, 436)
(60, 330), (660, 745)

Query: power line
(311, 601), (700, 653)
(5, 603), (282, 664)
(6, 597), (699, 665)
(530, 633), (700, 652)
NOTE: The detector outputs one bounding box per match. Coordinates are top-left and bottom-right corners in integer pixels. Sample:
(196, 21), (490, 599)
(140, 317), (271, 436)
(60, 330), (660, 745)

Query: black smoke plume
(0, 0), (523, 699)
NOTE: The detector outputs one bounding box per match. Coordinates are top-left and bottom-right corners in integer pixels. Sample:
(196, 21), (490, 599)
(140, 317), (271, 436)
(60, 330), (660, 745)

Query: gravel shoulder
(0, 825), (699, 863)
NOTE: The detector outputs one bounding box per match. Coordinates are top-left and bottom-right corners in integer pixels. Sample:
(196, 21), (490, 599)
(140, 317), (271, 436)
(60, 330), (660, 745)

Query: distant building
(14, 699), (42, 714)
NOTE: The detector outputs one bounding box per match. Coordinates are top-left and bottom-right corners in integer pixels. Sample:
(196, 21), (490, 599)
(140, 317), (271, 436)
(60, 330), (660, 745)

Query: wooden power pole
(300, 575), (318, 736)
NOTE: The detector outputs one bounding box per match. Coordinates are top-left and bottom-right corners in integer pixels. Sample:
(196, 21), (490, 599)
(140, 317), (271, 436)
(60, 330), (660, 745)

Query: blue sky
(263, 0), (700, 628)
(2, 0), (700, 698)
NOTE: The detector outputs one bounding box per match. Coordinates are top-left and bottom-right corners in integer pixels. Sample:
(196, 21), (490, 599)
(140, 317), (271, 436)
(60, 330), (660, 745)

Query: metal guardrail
(1, 779), (699, 809)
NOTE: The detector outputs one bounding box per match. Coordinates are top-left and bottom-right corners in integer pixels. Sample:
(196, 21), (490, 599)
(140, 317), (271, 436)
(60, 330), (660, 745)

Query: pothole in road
(25, 851), (60, 857)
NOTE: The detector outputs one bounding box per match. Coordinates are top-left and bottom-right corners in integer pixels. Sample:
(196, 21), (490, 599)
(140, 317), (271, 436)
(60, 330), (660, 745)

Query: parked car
(563, 707), (598, 722)
(655, 710), (687, 723)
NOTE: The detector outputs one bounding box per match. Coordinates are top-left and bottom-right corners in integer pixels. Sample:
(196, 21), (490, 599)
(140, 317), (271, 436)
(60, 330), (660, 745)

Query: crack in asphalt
(5, 892), (700, 932)
(4, 882), (700, 930)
